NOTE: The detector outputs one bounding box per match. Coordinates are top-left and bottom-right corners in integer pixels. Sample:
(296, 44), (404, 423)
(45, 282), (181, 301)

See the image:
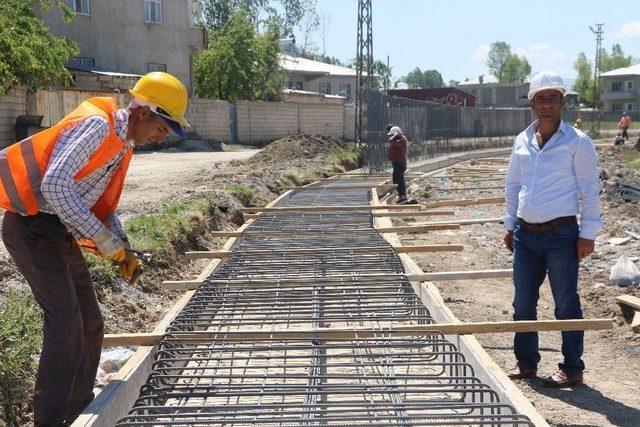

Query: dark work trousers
(391, 161), (407, 198)
(621, 127), (629, 140)
(512, 220), (584, 375)
(1, 212), (103, 427)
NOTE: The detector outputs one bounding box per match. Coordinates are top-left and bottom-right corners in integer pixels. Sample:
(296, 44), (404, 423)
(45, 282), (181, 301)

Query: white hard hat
(387, 126), (403, 136)
(527, 71), (567, 100)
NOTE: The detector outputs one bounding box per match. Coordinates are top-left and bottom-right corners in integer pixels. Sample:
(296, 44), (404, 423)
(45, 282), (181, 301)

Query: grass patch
(283, 171), (302, 186)
(83, 252), (118, 292)
(229, 184), (256, 206)
(326, 144), (362, 171)
(0, 293), (42, 425)
(302, 170), (320, 185)
(125, 198), (217, 257)
(624, 152), (640, 171)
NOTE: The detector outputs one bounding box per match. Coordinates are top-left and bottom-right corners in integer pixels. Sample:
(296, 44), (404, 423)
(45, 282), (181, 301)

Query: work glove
(93, 229), (126, 262)
(119, 250), (143, 285)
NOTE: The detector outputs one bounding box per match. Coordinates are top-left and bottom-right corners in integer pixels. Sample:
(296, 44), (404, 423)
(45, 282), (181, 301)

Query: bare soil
(397, 143), (640, 427)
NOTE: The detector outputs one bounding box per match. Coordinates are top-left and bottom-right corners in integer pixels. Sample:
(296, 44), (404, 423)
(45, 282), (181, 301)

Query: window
(319, 82), (331, 94)
(612, 81), (623, 92)
(339, 83), (351, 98)
(627, 103), (634, 111)
(627, 81), (634, 91)
(147, 63), (167, 72)
(612, 103), (623, 111)
(295, 82), (303, 90)
(145, 0), (163, 23)
(72, 57), (95, 68)
(67, 0), (89, 14)
(287, 81), (294, 89)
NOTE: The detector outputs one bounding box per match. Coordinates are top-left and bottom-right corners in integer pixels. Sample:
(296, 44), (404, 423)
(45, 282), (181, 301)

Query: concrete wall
(41, 0), (204, 94)
(70, 70), (139, 92)
(0, 87), (27, 149)
(184, 99), (230, 142)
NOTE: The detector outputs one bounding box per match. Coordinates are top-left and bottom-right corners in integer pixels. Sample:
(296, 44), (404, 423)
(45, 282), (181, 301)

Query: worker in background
(0, 72), (189, 426)
(502, 71), (602, 388)
(386, 125), (408, 203)
(618, 111), (631, 140)
(573, 117), (582, 129)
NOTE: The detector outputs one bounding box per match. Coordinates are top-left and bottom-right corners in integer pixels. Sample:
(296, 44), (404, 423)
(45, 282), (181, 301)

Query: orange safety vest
(0, 97), (133, 248)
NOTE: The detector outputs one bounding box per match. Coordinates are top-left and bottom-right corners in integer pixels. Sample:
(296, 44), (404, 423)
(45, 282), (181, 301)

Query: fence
(365, 89), (533, 171)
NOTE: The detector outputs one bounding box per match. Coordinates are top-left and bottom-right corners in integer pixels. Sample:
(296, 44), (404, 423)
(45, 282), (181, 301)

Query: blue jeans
(512, 220), (584, 375)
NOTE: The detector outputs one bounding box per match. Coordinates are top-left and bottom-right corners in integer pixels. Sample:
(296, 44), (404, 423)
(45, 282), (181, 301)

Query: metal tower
(589, 23), (604, 137)
(355, 0), (373, 143)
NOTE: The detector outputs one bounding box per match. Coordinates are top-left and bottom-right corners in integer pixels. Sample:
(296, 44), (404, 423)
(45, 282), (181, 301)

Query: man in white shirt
(502, 71), (602, 388)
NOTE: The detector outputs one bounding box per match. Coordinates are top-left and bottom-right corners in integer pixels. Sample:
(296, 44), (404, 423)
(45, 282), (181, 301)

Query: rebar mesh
(117, 179), (533, 426)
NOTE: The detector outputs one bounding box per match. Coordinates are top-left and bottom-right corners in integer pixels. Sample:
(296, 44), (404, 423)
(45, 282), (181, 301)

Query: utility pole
(355, 0), (373, 144)
(589, 23), (604, 137)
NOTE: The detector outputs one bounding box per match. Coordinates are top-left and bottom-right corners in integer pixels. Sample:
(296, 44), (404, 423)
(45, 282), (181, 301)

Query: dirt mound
(249, 134), (347, 167)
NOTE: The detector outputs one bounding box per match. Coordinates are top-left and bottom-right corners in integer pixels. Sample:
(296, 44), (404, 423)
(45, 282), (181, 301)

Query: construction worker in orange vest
(0, 72), (189, 426)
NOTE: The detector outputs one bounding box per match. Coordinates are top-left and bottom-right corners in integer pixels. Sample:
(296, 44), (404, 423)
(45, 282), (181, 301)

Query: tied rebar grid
(118, 178), (533, 426)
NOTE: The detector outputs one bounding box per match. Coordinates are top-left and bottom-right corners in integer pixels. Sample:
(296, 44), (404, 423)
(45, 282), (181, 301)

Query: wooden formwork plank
(424, 196), (504, 208)
(239, 204), (421, 213)
(185, 244), (464, 259)
(416, 217), (503, 226)
(372, 210), (455, 217)
(292, 184), (397, 190)
(103, 319), (613, 347)
(209, 224), (459, 238)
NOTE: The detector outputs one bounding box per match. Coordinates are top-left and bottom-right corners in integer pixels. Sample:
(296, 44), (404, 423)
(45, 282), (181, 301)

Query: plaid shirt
(40, 109), (133, 240)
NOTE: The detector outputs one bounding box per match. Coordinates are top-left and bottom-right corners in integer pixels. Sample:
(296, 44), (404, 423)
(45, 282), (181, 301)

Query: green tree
(502, 53), (531, 83)
(573, 52), (593, 105)
(373, 60), (392, 91)
(198, 0), (316, 38)
(194, 13), (283, 101)
(402, 67), (444, 88)
(0, 0), (77, 93)
(600, 43), (633, 72)
(486, 41), (511, 82)
(448, 79), (460, 87)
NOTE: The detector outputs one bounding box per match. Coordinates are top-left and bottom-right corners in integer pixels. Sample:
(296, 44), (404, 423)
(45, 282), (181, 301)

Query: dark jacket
(387, 135), (407, 162)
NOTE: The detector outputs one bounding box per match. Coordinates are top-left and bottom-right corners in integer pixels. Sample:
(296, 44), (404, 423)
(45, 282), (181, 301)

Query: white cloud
(515, 44), (566, 62)
(472, 44), (490, 62)
(616, 21), (640, 39)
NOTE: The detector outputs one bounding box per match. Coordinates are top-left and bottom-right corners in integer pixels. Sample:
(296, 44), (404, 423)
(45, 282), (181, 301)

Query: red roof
(387, 88), (476, 107)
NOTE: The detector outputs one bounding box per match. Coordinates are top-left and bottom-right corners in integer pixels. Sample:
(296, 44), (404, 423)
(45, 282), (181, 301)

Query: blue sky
(292, 0), (640, 85)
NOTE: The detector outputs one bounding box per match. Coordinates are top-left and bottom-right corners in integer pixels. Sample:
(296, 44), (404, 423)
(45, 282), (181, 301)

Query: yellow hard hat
(129, 72), (189, 135)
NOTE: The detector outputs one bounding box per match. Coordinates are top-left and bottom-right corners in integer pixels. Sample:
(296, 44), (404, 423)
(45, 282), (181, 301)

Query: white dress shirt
(503, 119), (602, 240)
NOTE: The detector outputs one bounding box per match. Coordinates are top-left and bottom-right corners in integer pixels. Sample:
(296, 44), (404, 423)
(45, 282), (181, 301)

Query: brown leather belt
(517, 216), (576, 234)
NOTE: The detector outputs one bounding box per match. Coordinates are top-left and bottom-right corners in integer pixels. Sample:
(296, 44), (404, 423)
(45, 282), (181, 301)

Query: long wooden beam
(210, 224), (460, 238)
(239, 204), (421, 213)
(185, 244), (464, 259)
(293, 184), (397, 191)
(424, 196), (504, 208)
(103, 319), (614, 347)
(372, 210), (455, 217)
(161, 268), (506, 290)
(416, 217), (503, 226)
(432, 186), (504, 192)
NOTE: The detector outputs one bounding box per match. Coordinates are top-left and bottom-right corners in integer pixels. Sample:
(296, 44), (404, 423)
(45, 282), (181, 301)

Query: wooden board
(186, 244), (464, 259)
(240, 204), (421, 213)
(424, 196), (504, 208)
(410, 269), (513, 281)
(416, 217), (503, 226)
(615, 295), (640, 310)
(103, 319), (614, 346)
(372, 210), (456, 217)
(293, 184), (397, 191)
